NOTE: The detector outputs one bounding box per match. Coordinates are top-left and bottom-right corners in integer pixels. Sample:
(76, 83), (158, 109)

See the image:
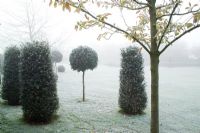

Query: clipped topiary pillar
(119, 46), (147, 114)
(0, 53), (3, 85)
(1, 46), (21, 105)
(21, 41), (59, 123)
(69, 46), (98, 102)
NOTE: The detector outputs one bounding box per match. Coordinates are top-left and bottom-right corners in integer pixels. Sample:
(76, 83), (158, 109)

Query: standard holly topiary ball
(51, 50), (63, 64)
(1, 46), (21, 105)
(69, 46), (98, 72)
(69, 46), (98, 101)
(20, 41), (59, 123)
(57, 65), (65, 73)
(119, 46), (147, 114)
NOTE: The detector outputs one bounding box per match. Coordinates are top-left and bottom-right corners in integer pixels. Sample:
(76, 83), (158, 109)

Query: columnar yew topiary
(69, 46), (98, 102)
(1, 46), (20, 105)
(0, 54), (3, 85)
(21, 41), (59, 122)
(119, 46), (147, 114)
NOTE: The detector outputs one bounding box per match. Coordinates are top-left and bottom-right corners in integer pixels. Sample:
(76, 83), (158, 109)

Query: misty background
(0, 0), (199, 67)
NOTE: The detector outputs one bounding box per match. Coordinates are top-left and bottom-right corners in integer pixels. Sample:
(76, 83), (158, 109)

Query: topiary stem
(82, 71), (85, 102)
(150, 53), (159, 133)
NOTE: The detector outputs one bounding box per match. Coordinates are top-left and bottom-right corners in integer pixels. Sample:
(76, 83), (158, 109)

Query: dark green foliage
(57, 65), (65, 73)
(0, 54), (3, 84)
(119, 46), (147, 114)
(69, 46), (98, 101)
(54, 73), (58, 81)
(0, 54), (3, 74)
(69, 46), (98, 72)
(21, 41), (59, 122)
(1, 46), (21, 105)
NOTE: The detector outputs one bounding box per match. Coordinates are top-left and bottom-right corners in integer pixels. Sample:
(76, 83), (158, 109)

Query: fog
(0, 0), (199, 67)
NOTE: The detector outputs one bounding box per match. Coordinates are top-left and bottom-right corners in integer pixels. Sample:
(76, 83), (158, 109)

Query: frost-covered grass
(0, 65), (200, 133)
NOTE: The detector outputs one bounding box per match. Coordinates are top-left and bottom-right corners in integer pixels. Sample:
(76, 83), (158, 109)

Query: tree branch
(157, 8), (200, 19)
(159, 24), (200, 55)
(131, 0), (149, 6)
(157, 3), (179, 49)
(69, 2), (150, 53)
(156, 3), (174, 10)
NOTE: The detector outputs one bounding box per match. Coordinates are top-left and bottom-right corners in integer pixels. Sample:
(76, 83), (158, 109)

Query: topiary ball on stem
(119, 46), (147, 114)
(69, 46), (98, 102)
(1, 46), (21, 105)
(21, 41), (59, 123)
(51, 50), (63, 74)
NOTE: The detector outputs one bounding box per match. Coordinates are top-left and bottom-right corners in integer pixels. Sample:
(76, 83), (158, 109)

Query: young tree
(51, 50), (63, 73)
(69, 46), (98, 102)
(1, 46), (20, 105)
(51, 0), (200, 132)
(57, 65), (65, 73)
(20, 41), (59, 122)
(119, 46), (147, 114)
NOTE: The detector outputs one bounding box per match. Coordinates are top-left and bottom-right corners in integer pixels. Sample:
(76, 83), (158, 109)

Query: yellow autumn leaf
(65, 3), (71, 12)
(185, 23), (193, 29)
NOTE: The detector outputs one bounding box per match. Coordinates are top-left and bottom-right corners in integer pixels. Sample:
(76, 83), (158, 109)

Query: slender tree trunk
(149, 0), (159, 132)
(82, 71), (85, 102)
(150, 53), (159, 133)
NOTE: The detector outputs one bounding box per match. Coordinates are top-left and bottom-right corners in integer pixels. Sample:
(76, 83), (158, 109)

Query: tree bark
(148, 0), (159, 132)
(82, 71), (85, 102)
(150, 53), (159, 133)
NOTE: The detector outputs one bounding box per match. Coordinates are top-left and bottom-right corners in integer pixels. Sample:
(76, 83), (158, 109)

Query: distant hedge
(20, 41), (59, 122)
(1, 46), (21, 105)
(58, 65), (65, 73)
(119, 46), (147, 114)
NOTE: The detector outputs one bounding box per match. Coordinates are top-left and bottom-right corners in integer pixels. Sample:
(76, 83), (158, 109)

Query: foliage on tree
(119, 46), (147, 114)
(51, 50), (63, 74)
(51, 0), (200, 132)
(69, 46), (98, 101)
(1, 46), (21, 105)
(57, 65), (65, 72)
(20, 41), (59, 122)
(51, 50), (63, 63)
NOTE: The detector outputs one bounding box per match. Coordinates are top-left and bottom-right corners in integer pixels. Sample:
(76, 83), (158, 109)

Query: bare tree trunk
(82, 71), (85, 102)
(150, 53), (159, 133)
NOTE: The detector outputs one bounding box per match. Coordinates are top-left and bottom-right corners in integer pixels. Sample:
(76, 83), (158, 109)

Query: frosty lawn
(0, 65), (200, 133)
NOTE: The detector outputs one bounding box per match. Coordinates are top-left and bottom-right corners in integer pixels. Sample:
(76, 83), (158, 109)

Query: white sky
(0, 0), (199, 58)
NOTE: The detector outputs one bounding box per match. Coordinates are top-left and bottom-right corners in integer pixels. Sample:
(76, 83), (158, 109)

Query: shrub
(51, 50), (63, 74)
(57, 65), (65, 73)
(1, 46), (21, 105)
(51, 50), (63, 64)
(21, 41), (59, 122)
(69, 46), (98, 101)
(119, 46), (147, 114)
(0, 54), (3, 84)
